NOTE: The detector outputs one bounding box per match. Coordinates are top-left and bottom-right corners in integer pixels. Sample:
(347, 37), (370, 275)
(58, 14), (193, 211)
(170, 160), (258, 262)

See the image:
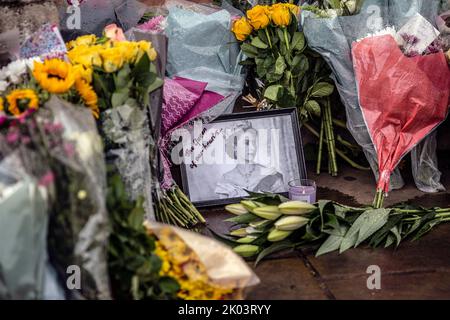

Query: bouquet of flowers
(221, 192), (450, 263)
(0, 99), (111, 299)
(302, 0), (448, 193)
(232, 3), (354, 176)
(108, 174), (259, 300)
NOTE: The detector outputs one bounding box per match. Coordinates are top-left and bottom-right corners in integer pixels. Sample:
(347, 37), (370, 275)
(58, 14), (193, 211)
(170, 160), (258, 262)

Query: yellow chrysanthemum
(6, 89), (39, 116)
(75, 78), (99, 119)
(33, 59), (77, 94)
(154, 233), (234, 300)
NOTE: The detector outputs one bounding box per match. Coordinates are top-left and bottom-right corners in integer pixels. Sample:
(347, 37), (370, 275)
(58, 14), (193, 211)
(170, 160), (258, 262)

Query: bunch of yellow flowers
(32, 58), (99, 118)
(232, 3), (300, 41)
(153, 228), (237, 300)
(67, 35), (157, 74)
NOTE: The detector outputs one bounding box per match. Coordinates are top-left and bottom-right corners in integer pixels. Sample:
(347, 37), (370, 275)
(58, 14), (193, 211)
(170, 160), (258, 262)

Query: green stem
(325, 99), (338, 176)
(304, 122), (370, 171)
(316, 116), (325, 175)
(283, 28), (290, 52)
(264, 28), (273, 49)
(373, 189), (384, 209)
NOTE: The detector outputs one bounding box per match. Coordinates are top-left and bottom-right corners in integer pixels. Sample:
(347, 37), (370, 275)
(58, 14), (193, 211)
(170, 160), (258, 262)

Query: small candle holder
(288, 179), (317, 204)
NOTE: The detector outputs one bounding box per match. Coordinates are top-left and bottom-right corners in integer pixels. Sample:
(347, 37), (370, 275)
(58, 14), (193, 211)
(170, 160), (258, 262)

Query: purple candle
(288, 179), (317, 204)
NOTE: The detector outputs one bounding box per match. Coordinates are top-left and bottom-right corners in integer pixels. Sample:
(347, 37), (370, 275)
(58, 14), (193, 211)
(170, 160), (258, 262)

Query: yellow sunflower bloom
(6, 89), (39, 116)
(75, 78), (99, 119)
(33, 59), (77, 94)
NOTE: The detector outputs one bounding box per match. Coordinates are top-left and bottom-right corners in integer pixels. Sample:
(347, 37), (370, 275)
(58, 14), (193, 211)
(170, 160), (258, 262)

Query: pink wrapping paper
(160, 77), (224, 188)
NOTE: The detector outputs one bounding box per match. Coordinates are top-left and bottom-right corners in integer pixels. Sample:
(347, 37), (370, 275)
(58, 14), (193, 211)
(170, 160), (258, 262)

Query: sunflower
(6, 89), (39, 116)
(75, 78), (99, 119)
(33, 59), (77, 94)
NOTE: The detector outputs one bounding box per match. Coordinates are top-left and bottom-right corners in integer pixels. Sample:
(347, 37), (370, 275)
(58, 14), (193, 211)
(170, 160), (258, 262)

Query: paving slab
(246, 258), (329, 300)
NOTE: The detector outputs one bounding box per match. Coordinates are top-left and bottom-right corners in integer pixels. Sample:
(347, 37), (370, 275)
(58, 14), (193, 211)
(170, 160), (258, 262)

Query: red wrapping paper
(352, 35), (450, 193)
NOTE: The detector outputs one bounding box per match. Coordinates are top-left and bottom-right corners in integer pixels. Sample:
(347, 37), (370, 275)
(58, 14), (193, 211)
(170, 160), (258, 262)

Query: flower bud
(230, 228), (248, 237)
(249, 220), (272, 229)
(241, 200), (260, 212)
(268, 229), (292, 242)
(233, 244), (260, 257)
(275, 216), (309, 231)
(253, 206), (282, 220)
(225, 203), (249, 215)
(237, 236), (258, 244)
(278, 201), (316, 215)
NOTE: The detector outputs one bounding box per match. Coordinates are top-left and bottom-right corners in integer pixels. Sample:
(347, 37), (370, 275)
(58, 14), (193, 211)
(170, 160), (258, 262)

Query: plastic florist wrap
(302, 0), (447, 193)
(144, 221), (260, 300)
(352, 33), (450, 208)
(0, 97), (111, 299)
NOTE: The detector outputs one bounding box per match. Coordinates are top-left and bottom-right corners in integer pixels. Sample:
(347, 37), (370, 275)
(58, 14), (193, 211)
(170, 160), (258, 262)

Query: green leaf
(291, 32), (305, 52)
(251, 36), (268, 49)
(159, 277), (180, 294)
(305, 100), (321, 116)
(356, 209), (390, 246)
(114, 63), (131, 89)
(316, 225), (348, 257)
(241, 43), (259, 58)
(339, 209), (390, 253)
(146, 76), (164, 94)
(264, 84), (283, 102)
(255, 240), (294, 266)
(128, 211), (144, 231)
(310, 82), (334, 98)
(390, 226), (401, 247)
(111, 88), (130, 108)
(274, 55), (286, 75)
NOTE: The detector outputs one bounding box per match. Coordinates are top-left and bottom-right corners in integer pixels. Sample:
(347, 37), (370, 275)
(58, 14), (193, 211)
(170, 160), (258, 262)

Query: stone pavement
(202, 163), (450, 300)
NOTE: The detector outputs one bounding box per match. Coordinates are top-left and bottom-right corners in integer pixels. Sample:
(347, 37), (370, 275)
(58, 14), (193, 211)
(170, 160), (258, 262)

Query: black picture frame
(180, 108), (307, 208)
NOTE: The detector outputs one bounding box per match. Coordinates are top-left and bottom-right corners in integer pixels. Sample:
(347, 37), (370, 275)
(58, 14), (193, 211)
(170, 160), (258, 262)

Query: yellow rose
(74, 64), (93, 84)
(231, 17), (253, 42)
(246, 5), (270, 30)
(270, 3), (292, 27)
(100, 47), (124, 73)
(67, 35), (97, 50)
(68, 45), (102, 68)
(114, 41), (140, 64)
(284, 3), (300, 16)
(136, 41), (158, 62)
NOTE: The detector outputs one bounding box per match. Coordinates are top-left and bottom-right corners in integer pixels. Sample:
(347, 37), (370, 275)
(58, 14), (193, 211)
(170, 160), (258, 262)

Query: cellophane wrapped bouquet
(301, 0), (448, 193)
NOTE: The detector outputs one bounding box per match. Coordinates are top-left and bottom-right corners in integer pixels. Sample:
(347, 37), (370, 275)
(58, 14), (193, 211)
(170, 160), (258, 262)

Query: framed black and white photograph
(177, 108), (307, 207)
